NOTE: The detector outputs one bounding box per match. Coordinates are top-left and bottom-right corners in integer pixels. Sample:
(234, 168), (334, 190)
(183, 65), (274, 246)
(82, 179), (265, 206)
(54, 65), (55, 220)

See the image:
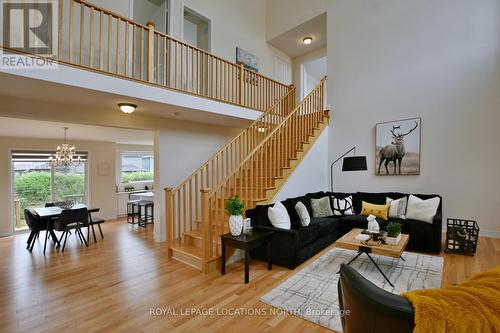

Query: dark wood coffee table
(221, 230), (273, 284)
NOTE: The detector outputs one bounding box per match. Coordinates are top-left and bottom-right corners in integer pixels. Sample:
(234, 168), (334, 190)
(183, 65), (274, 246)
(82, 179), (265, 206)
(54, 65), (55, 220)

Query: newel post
(238, 63), (244, 106)
(200, 188), (210, 273)
(164, 187), (173, 259)
(147, 22), (156, 83)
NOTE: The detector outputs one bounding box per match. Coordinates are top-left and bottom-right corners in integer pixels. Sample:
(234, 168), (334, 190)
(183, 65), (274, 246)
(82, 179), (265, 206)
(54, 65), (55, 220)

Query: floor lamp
(330, 147), (367, 191)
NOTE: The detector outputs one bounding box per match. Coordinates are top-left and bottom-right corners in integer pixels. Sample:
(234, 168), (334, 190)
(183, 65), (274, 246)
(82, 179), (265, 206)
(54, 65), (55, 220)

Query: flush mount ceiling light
(302, 37), (313, 45)
(257, 127), (266, 133)
(118, 103), (137, 114)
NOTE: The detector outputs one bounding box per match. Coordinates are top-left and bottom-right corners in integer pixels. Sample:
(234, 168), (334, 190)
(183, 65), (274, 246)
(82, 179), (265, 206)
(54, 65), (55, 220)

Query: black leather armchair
(338, 264), (415, 333)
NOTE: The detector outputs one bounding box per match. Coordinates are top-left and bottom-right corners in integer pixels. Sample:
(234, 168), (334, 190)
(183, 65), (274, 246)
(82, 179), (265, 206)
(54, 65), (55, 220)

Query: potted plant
(225, 195), (245, 236)
(385, 222), (402, 245)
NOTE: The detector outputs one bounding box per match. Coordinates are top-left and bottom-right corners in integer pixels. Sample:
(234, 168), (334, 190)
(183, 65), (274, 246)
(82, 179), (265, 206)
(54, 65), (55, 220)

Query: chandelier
(48, 127), (81, 167)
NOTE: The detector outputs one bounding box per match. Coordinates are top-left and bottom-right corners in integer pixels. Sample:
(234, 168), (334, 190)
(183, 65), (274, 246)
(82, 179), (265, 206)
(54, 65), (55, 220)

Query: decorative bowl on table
(58, 201), (75, 210)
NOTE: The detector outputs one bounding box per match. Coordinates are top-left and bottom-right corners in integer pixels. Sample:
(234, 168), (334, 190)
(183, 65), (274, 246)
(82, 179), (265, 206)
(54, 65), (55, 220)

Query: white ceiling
(0, 72), (253, 128)
(268, 13), (326, 58)
(0, 117), (154, 145)
(304, 56), (327, 79)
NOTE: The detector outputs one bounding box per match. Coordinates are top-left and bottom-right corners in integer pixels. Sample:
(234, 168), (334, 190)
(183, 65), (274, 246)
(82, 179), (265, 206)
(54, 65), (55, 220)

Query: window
(121, 152), (154, 183)
(12, 151), (88, 230)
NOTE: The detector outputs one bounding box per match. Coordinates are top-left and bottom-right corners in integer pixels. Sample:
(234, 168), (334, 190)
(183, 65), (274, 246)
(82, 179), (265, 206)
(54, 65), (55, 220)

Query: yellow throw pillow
(360, 201), (389, 220)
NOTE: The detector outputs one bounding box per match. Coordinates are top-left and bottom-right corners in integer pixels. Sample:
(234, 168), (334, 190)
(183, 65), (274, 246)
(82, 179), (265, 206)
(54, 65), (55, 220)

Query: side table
(221, 230), (273, 283)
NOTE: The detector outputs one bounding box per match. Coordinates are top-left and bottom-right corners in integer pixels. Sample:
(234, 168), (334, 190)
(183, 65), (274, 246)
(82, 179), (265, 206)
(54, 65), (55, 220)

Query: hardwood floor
(0, 220), (499, 333)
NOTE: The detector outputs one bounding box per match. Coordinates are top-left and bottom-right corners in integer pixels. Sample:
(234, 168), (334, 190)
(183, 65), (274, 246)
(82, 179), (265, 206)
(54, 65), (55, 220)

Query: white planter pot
(385, 233), (402, 245)
(228, 215), (243, 236)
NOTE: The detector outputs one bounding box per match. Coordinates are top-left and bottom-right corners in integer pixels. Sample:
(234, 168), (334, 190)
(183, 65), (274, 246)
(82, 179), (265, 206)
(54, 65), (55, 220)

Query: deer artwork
(378, 121), (418, 174)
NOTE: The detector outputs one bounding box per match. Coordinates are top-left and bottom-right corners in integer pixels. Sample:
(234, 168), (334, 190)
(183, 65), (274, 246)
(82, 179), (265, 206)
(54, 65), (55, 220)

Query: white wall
(0, 138), (117, 236)
(266, 0), (326, 40)
(169, 0), (292, 80)
(88, 0), (131, 17)
(274, 127), (329, 202)
(327, 0), (500, 237)
(153, 122), (240, 241)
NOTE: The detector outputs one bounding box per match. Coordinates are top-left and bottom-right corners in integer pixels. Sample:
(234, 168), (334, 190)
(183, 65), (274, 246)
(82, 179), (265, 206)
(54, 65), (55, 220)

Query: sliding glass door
(12, 151), (88, 230)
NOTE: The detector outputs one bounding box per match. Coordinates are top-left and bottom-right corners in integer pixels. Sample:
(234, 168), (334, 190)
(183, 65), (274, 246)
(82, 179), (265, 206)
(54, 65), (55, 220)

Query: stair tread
(171, 243), (202, 258)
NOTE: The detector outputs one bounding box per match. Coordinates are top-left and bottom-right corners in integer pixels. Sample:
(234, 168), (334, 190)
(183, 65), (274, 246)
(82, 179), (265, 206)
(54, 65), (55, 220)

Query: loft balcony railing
(0, 0), (291, 111)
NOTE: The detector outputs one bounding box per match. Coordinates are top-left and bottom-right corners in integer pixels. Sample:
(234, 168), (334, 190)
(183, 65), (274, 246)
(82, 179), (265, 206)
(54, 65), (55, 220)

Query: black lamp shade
(342, 156), (367, 171)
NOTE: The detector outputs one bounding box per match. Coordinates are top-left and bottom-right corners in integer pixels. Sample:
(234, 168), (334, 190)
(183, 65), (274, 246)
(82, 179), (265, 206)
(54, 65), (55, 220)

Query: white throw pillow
(268, 201), (291, 229)
(295, 201), (310, 226)
(386, 197), (407, 219)
(331, 196), (354, 216)
(406, 195), (440, 223)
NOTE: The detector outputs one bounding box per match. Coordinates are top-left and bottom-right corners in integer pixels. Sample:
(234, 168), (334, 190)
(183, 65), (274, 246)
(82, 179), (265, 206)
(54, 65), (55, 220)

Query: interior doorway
(183, 7), (211, 51)
(300, 55), (326, 99)
(133, 0), (170, 34)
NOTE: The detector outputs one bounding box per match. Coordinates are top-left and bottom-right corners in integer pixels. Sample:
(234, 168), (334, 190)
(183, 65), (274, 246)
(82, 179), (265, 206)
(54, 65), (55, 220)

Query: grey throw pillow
(295, 201), (310, 226)
(311, 197), (333, 218)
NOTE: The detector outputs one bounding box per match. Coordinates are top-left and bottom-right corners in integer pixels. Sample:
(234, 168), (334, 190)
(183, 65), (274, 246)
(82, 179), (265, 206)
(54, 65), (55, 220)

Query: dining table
(33, 204), (99, 219)
(32, 204), (100, 253)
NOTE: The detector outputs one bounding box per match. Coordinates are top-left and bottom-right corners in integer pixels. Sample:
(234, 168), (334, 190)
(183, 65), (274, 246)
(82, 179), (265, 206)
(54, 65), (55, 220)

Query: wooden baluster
(165, 187), (173, 259)
(147, 22), (155, 83)
(116, 18), (120, 74)
(89, 6), (94, 67)
(125, 23), (129, 76)
(69, 0), (73, 61)
(107, 15), (112, 71)
(238, 64), (244, 106)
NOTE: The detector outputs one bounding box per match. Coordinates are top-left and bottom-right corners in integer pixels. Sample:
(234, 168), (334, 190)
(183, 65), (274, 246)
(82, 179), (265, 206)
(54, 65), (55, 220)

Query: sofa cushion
(297, 217), (341, 249)
(360, 201), (389, 220)
(397, 218), (436, 252)
(253, 204), (274, 227)
(310, 217), (341, 236)
(297, 224), (321, 249)
(331, 195), (354, 216)
(339, 214), (370, 230)
(354, 192), (387, 214)
(311, 197), (334, 217)
(295, 201), (311, 226)
(282, 196), (309, 230)
(406, 195), (440, 223)
(268, 201), (291, 229)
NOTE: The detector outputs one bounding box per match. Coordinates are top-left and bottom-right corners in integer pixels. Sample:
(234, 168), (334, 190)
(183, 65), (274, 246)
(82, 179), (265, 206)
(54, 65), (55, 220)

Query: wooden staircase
(165, 78), (328, 272)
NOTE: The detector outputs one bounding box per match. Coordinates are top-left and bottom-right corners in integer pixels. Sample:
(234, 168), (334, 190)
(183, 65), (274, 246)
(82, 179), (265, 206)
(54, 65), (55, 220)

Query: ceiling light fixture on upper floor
(303, 37), (313, 45)
(118, 103), (137, 114)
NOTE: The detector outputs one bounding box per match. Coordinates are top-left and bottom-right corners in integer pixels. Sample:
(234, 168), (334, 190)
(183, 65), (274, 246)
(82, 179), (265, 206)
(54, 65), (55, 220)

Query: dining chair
(53, 208), (89, 253)
(87, 212), (105, 243)
(24, 209), (45, 252)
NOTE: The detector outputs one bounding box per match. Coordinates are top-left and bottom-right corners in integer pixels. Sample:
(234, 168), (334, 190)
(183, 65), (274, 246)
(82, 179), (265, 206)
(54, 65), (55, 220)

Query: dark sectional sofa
(245, 191), (442, 269)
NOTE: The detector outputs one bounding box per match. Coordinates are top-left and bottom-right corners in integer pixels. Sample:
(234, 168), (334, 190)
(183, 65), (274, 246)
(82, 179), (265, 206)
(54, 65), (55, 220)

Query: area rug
(260, 248), (444, 332)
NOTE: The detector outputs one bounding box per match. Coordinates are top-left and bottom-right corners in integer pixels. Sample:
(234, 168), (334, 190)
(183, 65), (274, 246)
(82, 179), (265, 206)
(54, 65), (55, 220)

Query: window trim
(118, 150), (154, 184)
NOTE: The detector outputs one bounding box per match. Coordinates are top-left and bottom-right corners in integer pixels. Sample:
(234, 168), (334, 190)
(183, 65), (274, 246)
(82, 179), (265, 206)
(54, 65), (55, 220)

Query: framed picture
(375, 117), (421, 175)
(236, 47), (258, 73)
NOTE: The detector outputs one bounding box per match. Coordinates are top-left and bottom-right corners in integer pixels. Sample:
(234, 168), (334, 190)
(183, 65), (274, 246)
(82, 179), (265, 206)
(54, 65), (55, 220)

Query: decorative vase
(385, 233), (402, 245)
(229, 215), (243, 236)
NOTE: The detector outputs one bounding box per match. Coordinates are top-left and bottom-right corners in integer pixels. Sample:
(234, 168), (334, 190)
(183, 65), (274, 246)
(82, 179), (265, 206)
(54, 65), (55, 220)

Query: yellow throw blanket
(402, 266), (500, 333)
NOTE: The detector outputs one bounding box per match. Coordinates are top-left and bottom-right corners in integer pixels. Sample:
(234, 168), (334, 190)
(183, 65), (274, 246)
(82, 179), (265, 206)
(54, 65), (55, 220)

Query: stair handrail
(208, 77), (327, 198)
(1, 0), (291, 111)
(171, 86), (296, 193)
(201, 77), (326, 264)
